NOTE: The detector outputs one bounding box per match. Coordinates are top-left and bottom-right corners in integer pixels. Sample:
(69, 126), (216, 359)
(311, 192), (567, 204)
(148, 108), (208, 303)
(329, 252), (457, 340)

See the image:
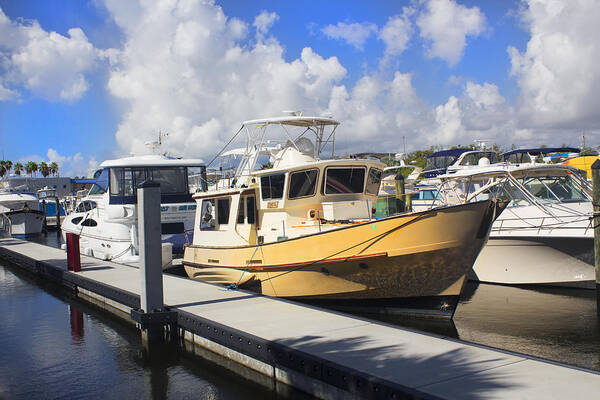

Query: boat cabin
(192, 152), (384, 246)
(89, 155), (207, 205)
(424, 149), (498, 178)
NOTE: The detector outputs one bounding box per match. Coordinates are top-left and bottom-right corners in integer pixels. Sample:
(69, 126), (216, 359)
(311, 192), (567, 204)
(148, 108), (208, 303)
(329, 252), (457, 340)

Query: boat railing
(493, 214), (592, 234)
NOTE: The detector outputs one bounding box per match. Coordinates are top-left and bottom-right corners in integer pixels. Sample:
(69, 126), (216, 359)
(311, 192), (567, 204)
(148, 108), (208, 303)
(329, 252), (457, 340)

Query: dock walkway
(1, 237), (598, 400)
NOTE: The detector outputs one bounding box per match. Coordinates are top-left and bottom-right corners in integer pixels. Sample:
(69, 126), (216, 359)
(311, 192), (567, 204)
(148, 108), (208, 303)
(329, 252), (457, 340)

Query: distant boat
(0, 182), (44, 238)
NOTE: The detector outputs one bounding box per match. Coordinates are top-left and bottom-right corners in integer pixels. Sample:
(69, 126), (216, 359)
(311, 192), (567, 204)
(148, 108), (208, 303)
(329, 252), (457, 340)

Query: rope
(260, 214), (428, 284)
(228, 242), (261, 290)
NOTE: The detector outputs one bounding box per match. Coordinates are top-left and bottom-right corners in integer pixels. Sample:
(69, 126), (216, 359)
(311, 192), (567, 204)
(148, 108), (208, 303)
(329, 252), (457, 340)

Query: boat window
(246, 196), (256, 224)
(494, 181), (531, 207)
(149, 167), (187, 194)
(261, 173), (285, 200)
(237, 198), (245, 223)
(132, 168), (146, 188)
(75, 200), (97, 213)
(89, 168), (109, 195)
(288, 169), (318, 199)
(123, 169), (134, 196)
(217, 198), (230, 225)
(521, 176), (590, 203)
(110, 168), (124, 196)
(366, 168), (383, 195)
(420, 190), (438, 200)
(81, 218), (98, 227)
(188, 166), (208, 193)
(200, 199), (215, 230)
(324, 167), (365, 194)
(425, 156), (455, 171)
(71, 216), (83, 225)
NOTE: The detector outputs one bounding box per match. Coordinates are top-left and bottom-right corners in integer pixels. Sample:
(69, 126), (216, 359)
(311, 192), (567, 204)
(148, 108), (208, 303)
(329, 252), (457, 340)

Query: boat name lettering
(245, 259), (263, 264)
(267, 201), (278, 209)
(208, 259), (219, 264)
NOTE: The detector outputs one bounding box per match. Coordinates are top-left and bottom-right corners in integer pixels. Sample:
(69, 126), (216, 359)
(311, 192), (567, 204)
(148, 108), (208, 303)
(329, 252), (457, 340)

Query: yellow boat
(183, 115), (500, 318)
(562, 155), (599, 180)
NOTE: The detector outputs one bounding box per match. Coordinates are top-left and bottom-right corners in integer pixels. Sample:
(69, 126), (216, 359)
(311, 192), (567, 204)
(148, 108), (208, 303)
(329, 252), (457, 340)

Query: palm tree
(0, 161), (6, 178)
(25, 161), (37, 176)
(3, 160), (12, 177)
(49, 161), (59, 177)
(39, 162), (50, 178)
(14, 162), (23, 176)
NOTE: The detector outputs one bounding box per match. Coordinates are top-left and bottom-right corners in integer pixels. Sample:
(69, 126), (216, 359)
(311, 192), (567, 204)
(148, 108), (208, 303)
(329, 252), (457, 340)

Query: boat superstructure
(418, 163), (594, 288)
(183, 114), (501, 318)
(423, 149), (499, 178)
(61, 154), (206, 266)
(0, 181), (44, 238)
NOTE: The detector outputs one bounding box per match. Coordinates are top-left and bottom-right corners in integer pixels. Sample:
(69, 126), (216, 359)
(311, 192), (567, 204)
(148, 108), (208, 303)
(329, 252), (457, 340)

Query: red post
(66, 232), (81, 272)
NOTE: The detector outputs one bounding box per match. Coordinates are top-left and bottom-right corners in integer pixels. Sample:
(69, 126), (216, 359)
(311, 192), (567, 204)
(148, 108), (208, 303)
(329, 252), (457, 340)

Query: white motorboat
(421, 162), (594, 288)
(0, 182), (44, 238)
(61, 154), (206, 267)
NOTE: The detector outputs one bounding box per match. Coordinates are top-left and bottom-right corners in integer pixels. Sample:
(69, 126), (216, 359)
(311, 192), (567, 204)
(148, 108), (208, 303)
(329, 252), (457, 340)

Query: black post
(395, 173), (405, 213)
(592, 159), (600, 316)
(41, 200), (47, 232)
(55, 197), (61, 231)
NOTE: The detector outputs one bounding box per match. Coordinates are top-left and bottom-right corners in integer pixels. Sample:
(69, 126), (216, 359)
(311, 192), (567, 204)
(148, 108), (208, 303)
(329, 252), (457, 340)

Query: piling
(41, 200), (47, 232)
(55, 197), (61, 231)
(592, 159), (600, 315)
(394, 173), (405, 213)
(132, 181), (177, 349)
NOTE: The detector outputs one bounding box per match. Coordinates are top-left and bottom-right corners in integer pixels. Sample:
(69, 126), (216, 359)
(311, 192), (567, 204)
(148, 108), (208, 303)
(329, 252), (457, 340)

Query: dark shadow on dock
(80, 265), (115, 272)
(171, 293), (261, 308)
(276, 334), (522, 399)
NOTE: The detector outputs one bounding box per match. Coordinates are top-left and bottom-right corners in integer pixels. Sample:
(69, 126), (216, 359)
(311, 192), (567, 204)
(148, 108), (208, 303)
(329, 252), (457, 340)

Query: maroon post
(66, 232), (81, 272)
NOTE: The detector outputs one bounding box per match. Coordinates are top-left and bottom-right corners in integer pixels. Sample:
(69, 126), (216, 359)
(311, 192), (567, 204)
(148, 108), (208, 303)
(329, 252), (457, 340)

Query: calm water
(0, 260), (310, 399)
(12, 232), (600, 396)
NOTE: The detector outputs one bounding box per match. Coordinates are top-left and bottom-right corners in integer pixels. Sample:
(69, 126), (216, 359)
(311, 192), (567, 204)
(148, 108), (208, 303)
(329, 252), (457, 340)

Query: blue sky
(0, 0), (598, 176)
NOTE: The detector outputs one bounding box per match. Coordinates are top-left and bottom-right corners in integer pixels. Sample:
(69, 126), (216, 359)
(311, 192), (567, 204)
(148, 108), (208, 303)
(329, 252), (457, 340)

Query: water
(0, 262), (310, 399)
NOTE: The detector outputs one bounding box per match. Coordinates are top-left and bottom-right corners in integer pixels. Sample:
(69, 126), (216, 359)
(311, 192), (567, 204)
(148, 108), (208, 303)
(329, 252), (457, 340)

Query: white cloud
(379, 8), (414, 61)
(253, 10), (278, 37)
(509, 0), (600, 129)
(417, 0), (486, 67)
(0, 8), (101, 101)
(103, 1), (347, 160)
(322, 22), (378, 51)
(46, 148), (98, 177)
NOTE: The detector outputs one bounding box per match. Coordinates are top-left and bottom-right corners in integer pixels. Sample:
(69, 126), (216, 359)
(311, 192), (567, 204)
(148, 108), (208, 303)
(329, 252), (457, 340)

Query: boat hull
(4, 210), (44, 238)
(184, 200), (498, 318)
(471, 237), (595, 288)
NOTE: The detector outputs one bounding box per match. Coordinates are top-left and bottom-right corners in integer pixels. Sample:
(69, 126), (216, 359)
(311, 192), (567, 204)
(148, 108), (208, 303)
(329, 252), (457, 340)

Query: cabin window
(81, 219), (98, 227)
(261, 173), (285, 200)
(110, 168), (124, 196)
(289, 169), (318, 199)
(149, 167), (187, 194)
(324, 167), (366, 194)
(200, 199), (216, 230)
(71, 216), (83, 225)
(217, 198), (230, 225)
(366, 168), (383, 195)
(246, 196), (256, 224)
(237, 198), (245, 223)
(75, 200), (97, 213)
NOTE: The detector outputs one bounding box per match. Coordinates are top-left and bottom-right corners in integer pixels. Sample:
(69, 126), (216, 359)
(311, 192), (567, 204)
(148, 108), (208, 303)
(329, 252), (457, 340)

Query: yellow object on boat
(562, 155), (599, 179)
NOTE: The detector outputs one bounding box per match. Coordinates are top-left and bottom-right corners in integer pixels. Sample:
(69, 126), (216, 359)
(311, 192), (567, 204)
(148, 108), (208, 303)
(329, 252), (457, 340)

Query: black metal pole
(591, 159), (600, 316)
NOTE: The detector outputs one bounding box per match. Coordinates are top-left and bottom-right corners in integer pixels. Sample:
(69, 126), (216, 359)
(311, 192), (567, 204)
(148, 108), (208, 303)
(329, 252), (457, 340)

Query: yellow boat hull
(184, 200), (498, 318)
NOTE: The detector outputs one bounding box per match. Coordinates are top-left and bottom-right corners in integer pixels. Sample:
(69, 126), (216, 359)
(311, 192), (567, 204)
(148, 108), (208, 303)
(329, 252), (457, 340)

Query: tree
(49, 161), (59, 176)
(14, 162), (23, 176)
(0, 161), (6, 178)
(39, 162), (50, 178)
(25, 161), (37, 176)
(3, 160), (11, 176)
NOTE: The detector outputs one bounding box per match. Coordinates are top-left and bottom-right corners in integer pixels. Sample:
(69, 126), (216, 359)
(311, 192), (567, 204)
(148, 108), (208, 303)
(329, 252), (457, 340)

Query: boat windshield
(493, 180), (532, 207)
(425, 155), (455, 171)
(519, 175), (591, 203)
(458, 152), (498, 166)
(89, 169), (109, 195)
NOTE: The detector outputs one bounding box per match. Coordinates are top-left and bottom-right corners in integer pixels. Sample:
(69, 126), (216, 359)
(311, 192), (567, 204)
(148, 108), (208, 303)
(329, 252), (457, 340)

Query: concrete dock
(1, 237), (599, 400)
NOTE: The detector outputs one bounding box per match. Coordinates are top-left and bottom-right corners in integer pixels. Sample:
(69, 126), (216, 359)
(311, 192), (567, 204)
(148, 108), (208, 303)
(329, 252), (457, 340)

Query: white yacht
(0, 181), (44, 238)
(61, 154), (206, 266)
(421, 162), (594, 288)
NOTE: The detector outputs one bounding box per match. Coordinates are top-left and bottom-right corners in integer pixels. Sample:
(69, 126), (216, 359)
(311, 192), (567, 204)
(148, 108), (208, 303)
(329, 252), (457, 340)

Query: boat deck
(1, 237), (598, 399)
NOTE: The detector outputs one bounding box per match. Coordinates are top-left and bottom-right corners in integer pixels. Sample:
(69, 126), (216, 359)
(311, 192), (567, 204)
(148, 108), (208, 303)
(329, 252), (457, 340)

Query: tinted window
(149, 167), (187, 194)
(246, 197), (256, 224)
(237, 198), (245, 223)
(81, 219), (97, 227)
(217, 198), (230, 225)
(110, 168), (124, 196)
(289, 169), (318, 199)
(324, 168), (365, 194)
(200, 199), (215, 230)
(71, 216), (83, 225)
(261, 174), (285, 200)
(366, 168), (382, 195)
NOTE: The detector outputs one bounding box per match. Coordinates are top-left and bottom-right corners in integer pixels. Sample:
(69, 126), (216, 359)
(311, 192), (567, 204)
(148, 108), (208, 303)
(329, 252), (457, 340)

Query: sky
(1, 0), (599, 177)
